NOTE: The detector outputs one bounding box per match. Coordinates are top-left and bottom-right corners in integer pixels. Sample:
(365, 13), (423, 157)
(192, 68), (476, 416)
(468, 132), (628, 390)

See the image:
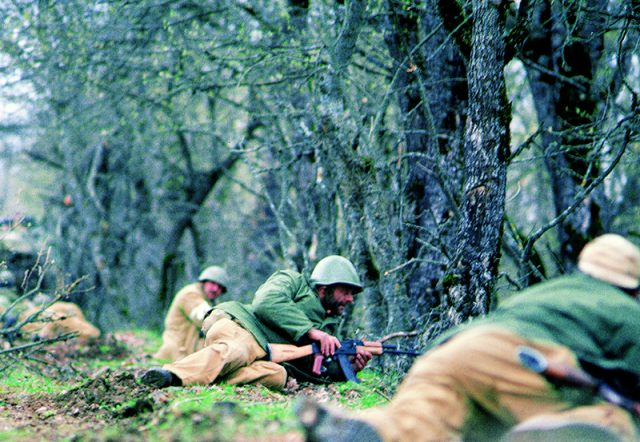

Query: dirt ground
(0, 332), (308, 442)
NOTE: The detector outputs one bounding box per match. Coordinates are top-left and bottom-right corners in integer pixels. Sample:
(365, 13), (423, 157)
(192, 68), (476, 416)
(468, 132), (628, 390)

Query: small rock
(92, 366), (111, 378)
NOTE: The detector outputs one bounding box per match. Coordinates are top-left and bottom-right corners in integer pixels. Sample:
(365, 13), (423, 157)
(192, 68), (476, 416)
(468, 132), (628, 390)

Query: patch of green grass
(87, 359), (126, 370)
(152, 386), (300, 440)
(0, 368), (65, 395)
(0, 428), (38, 442)
(105, 397), (139, 414)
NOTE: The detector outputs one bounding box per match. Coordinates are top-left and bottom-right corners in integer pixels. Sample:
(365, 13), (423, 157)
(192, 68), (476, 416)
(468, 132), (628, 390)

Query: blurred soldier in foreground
(141, 255), (372, 390)
(153, 266), (229, 362)
(296, 234), (640, 442)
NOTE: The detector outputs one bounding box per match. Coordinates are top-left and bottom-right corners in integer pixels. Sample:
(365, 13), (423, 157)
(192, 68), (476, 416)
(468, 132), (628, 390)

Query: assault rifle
(517, 346), (640, 418)
(268, 339), (422, 383)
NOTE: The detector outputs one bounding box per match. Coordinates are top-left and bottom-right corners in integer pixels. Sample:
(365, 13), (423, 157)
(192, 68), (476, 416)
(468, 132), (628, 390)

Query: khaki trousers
(162, 317), (287, 389)
(359, 327), (637, 442)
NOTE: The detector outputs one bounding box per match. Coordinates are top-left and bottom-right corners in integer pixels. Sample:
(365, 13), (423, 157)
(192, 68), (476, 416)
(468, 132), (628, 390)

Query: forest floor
(0, 331), (394, 442)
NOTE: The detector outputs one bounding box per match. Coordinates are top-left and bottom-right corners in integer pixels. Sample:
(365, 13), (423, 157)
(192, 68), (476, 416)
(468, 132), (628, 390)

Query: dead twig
(379, 331), (419, 343)
(0, 240), (92, 373)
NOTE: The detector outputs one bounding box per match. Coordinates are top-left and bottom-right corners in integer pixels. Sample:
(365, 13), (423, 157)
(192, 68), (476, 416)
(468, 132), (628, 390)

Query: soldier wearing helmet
(296, 235), (640, 442)
(141, 255), (371, 390)
(153, 266), (229, 362)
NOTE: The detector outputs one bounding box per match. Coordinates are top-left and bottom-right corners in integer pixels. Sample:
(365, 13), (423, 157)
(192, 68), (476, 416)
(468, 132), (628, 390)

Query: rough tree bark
(445, 0), (510, 326)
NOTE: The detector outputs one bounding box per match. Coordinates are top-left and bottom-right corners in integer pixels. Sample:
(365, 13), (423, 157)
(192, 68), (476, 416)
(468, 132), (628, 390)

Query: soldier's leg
(299, 327), (592, 442)
(297, 331), (476, 442)
(160, 318), (266, 386)
(356, 328), (577, 442)
(503, 403), (637, 442)
(201, 310), (231, 338)
(221, 360), (288, 390)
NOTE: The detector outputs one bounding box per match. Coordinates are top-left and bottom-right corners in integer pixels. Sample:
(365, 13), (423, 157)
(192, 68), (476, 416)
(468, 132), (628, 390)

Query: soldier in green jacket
(140, 255), (372, 390)
(296, 234), (640, 442)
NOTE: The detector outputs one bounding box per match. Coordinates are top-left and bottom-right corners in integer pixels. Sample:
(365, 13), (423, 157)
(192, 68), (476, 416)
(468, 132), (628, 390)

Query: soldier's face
(321, 284), (355, 316)
(203, 281), (224, 301)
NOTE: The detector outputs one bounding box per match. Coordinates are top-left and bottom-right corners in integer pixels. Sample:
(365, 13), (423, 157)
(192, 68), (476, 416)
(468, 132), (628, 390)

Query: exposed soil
(0, 333), (153, 439)
(0, 333), (325, 442)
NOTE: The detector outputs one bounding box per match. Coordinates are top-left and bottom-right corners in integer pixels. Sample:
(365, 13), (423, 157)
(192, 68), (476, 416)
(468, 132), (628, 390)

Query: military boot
(140, 368), (182, 388)
(294, 397), (383, 442)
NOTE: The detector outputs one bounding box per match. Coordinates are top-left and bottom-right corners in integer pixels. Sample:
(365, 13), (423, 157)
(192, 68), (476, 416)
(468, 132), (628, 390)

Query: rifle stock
(268, 343), (316, 363)
(268, 341), (386, 364)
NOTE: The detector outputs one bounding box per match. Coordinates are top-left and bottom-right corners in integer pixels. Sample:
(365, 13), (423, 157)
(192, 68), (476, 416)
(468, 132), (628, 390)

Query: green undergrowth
(119, 376), (391, 442)
(0, 330), (406, 442)
(0, 367), (67, 395)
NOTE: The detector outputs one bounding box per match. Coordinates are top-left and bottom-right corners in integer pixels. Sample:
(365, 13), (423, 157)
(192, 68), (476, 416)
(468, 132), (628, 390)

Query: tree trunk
(445, 0), (510, 326)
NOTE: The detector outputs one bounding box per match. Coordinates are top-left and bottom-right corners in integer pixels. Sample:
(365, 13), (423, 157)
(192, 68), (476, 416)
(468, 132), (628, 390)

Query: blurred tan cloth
(20, 301), (100, 340)
(359, 327), (637, 442)
(153, 282), (212, 362)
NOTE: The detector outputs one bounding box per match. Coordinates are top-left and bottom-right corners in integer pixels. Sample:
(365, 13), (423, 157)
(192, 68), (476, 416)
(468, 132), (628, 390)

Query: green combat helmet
(309, 256), (363, 294)
(198, 266), (229, 293)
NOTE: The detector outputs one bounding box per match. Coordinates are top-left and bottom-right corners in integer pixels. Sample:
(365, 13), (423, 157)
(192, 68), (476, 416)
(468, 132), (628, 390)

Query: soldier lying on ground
(296, 234), (640, 442)
(19, 300), (100, 340)
(153, 266), (229, 362)
(140, 255), (372, 390)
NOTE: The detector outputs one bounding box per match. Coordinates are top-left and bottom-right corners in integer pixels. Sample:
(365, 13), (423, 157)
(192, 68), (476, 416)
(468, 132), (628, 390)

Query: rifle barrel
(381, 345), (421, 355)
(383, 349), (422, 355)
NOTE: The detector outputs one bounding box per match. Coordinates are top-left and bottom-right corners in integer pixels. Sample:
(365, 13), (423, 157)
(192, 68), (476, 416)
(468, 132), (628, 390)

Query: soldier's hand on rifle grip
(307, 328), (341, 356)
(351, 347), (373, 373)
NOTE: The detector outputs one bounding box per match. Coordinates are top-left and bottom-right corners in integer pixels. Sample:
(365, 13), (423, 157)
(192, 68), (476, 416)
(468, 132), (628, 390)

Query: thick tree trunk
(445, 0), (510, 326)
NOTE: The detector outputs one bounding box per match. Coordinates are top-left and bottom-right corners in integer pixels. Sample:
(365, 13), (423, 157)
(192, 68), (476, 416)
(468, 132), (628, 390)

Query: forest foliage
(0, 0), (639, 353)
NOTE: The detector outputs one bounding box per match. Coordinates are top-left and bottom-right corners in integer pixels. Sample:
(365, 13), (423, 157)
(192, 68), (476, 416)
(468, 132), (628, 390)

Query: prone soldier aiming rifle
(268, 339), (422, 383)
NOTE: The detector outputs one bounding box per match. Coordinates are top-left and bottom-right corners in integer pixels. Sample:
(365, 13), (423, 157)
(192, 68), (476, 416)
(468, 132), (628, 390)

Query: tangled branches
(0, 243), (89, 374)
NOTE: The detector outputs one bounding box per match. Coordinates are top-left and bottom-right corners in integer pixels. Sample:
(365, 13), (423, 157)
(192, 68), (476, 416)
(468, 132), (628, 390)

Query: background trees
(1, 0), (639, 352)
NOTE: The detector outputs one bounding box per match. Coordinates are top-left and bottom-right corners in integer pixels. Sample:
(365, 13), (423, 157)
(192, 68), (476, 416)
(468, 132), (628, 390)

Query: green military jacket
(437, 273), (640, 392)
(214, 270), (341, 351)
